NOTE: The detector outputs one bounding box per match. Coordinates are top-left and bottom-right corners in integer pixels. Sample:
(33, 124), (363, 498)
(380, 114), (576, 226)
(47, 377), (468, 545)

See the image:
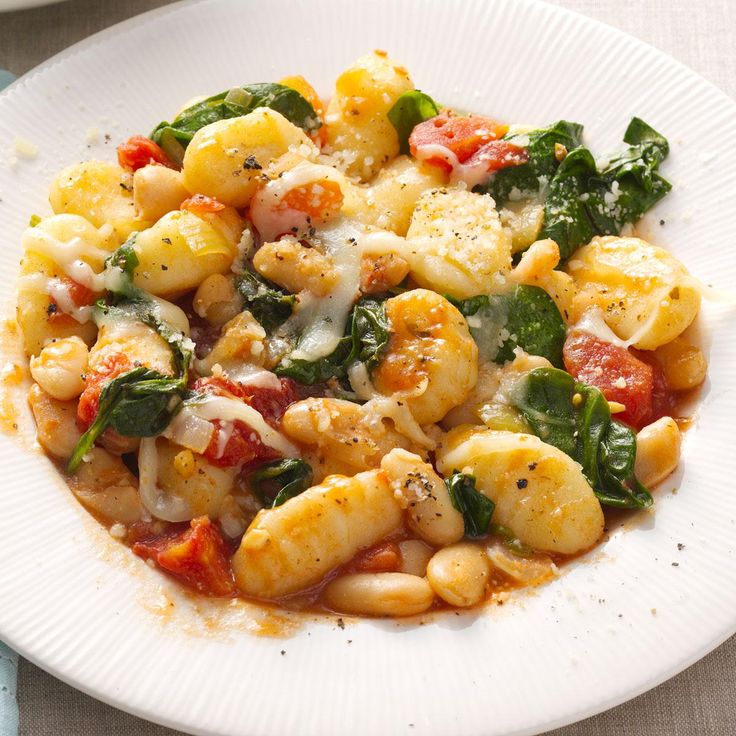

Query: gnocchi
(15, 55), (703, 618)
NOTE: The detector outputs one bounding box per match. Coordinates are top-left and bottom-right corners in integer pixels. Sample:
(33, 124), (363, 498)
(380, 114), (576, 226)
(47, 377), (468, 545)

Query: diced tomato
(181, 193), (226, 215)
(281, 179), (343, 221)
(279, 75), (327, 146)
(117, 135), (175, 171)
(633, 349), (676, 422)
(409, 111), (527, 175)
(191, 375), (298, 468)
(132, 516), (236, 597)
(77, 352), (135, 431)
(563, 331), (674, 429)
(47, 277), (99, 326)
(349, 542), (401, 573)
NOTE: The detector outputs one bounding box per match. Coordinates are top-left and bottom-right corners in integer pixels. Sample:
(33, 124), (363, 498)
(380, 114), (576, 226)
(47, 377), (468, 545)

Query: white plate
(0, 0), (66, 12)
(1, 1), (735, 734)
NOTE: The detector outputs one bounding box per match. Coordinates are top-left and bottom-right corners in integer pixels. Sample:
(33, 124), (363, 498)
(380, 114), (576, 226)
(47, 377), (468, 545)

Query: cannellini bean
(437, 427), (604, 555)
(27, 383), (82, 459)
(380, 449), (464, 546)
(232, 468), (403, 598)
(68, 447), (143, 524)
(397, 539), (435, 577)
(133, 164), (189, 222)
(323, 572), (434, 617)
(29, 336), (88, 401)
(426, 543), (491, 607)
(253, 239), (337, 296)
(192, 273), (241, 327)
(654, 337), (707, 391)
(635, 417), (682, 487)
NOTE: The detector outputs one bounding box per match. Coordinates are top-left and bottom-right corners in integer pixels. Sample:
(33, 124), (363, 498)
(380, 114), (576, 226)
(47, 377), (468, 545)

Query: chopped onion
(163, 407), (215, 454)
(224, 87), (253, 110)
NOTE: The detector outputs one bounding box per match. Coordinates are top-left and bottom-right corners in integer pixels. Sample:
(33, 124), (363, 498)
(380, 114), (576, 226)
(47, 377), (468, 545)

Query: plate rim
(1, 1), (736, 735)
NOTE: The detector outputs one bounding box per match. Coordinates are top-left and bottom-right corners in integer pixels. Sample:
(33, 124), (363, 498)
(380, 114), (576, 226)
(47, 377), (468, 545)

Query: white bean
(323, 572), (434, 617)
(426, 543), (491, 607)
(29, 336), (88, 401)
(635, 417), (682, 487)
(398, 539), (434, 577)
(27, 383), (82, 459)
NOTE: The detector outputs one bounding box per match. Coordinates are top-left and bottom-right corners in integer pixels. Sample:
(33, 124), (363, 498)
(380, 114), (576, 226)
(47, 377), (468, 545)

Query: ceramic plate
(1, 1), (735, 734)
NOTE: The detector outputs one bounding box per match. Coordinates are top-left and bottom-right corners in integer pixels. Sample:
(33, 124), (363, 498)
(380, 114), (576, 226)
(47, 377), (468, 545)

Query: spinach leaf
(479, 120), (584, 204)
(540, 118), (671, 260)
(248, 458), (314, 508)
(445, 471), (495, 538)
(387, 90), (440, 155)
(450, 284), (566, 366)
(150, 83), (321, 164)
(67, 368), (186, 472)
(235, 269), (296, 334)
(67, 240), (195, 471)
(510, 367), (652, 508)
(275, 296), (390, 385)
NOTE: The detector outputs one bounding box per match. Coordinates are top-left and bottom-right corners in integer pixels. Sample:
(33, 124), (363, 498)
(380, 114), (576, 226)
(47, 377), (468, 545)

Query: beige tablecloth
(2, 0), (735, 733)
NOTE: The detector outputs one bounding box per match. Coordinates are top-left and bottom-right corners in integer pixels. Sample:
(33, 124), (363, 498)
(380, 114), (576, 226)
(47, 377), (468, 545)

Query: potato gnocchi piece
(325, 51), (414, 181)
(380, 449), (464, 547)
(27, 383), (82, 460)
(132, 209), (238, 297)
(653, 337), (707, 391)
(282, 397), (414, 480)
(18, 214), (112, 354)
(68, 447), (143, 524)
(372, 289), (478, 425)
(352, 156), (446, 235)
(195, 311), (266, 375)
(404, 188), (513, 299)
(153, 439), (236, 520)
(49, 160), (148, 245)
(233, 467), (403, 598)
(437, 427), (604, 555)
(567, 236), (701, 349)
(183, 108), (315, 207)
(253, 239), (338, 296)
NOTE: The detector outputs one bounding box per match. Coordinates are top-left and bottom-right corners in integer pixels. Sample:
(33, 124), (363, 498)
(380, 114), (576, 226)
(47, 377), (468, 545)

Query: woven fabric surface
(1, 0), (735, 734)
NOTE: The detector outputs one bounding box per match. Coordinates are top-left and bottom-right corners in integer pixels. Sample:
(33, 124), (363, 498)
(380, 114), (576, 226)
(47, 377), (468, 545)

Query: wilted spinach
(235, 269), (296, 334)
(450, 284), (566, 366)
(510, 367), (652, 508)
(479, 120), (583, 204)
(248, 458), (314, 508)
(541, 118), (671, 259)
(150, 83), (322, 164)
(275, 296), (390, 385)
(445, 471), (495, 538)
(387, 90), (440, 154)
(67, 239), (193, 472)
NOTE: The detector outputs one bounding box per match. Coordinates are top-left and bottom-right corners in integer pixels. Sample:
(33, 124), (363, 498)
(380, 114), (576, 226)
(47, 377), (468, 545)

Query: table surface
(2, 0), (736, 734)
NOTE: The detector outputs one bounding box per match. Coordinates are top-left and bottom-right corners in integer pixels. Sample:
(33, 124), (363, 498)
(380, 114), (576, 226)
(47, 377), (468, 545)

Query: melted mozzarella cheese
(413, 143), (490, 189)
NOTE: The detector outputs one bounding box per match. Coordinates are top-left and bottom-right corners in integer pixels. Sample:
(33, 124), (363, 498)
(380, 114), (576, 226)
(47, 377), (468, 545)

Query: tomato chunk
(117, 135), (175, 171)
(349, 542), (401, 573)
(132, 516), (236, 596)
(181, 193), (226, 214)
(77, 352), (135, 431)
(281, 179), (343, 221)
(563, 331), (671, 429)
(409, 111), (527, 175)
(191, 376), (297, 468)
